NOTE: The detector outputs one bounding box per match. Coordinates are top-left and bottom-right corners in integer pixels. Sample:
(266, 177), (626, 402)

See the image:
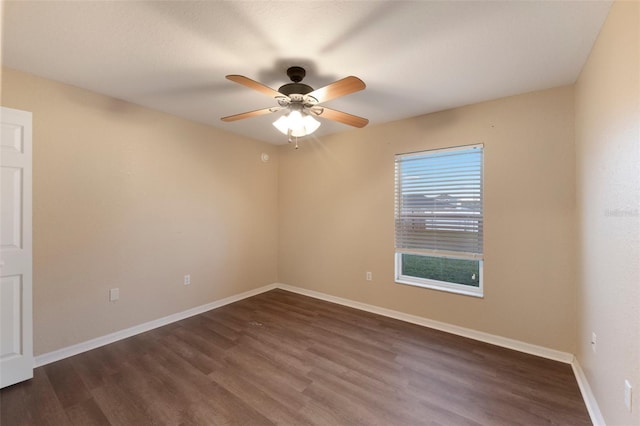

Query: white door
(0, 107), (33, 388)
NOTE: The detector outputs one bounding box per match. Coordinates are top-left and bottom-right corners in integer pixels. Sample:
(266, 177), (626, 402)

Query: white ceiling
(2, 1), (611, 145)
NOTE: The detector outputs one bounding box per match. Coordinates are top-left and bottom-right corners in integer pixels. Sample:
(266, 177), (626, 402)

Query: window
(394, 144), (484, 297)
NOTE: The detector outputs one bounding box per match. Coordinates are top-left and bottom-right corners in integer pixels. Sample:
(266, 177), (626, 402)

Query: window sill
(395, 277), (484, 298)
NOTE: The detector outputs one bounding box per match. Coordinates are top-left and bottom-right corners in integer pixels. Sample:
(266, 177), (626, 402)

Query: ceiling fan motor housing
(278, 66), (314, 96)
(278, 83), (314, 96)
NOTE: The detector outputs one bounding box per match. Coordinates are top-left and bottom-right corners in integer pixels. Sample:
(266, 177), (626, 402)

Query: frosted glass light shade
(273, 111), (321, 137)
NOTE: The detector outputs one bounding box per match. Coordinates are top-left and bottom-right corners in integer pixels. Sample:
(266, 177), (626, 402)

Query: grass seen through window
(401, 254), (480, 287)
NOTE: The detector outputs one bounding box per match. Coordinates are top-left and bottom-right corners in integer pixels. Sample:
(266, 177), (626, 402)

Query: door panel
(0, 107), (33, 388)
(1, 275), (22, 357)
(1, 167), (23, 250)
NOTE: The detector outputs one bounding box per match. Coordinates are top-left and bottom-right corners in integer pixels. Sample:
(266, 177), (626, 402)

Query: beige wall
(1, 68), (279, 355)
(278, 86), (577, 353)
(575, 2), (640, 425)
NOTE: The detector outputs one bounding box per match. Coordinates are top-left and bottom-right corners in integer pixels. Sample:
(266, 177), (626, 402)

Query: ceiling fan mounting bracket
(286, 66), (306, 83)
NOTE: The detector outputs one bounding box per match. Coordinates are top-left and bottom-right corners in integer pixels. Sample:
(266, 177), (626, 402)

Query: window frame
(394, 144), (484, 297)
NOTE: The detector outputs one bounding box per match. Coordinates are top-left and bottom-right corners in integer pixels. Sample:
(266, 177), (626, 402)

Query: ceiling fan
(221, 66), (368, 146)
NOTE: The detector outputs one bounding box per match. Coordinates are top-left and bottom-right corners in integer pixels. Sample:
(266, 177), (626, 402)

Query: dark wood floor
(1, 289), (591, 426)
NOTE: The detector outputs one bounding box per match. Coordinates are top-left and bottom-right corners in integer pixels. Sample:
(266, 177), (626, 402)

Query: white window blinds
(395, 145), (483, 260)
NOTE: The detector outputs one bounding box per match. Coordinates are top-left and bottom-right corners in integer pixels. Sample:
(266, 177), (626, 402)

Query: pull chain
(287, 129), (300, 149)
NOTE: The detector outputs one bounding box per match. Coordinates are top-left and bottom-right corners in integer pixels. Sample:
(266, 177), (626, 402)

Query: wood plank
(44, 358), (93, 408)
(208, 367), (315, 426)
(65, 399), (111, 426)
(0, 368), (69, 425)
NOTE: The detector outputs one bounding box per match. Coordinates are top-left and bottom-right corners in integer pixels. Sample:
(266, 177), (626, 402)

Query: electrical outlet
(591, 332), (597, 353)
(184, 274), (191, 285)
(109, 288), (119, 302)
(625, 380), (632, 412)
(366, 271), (372, 281)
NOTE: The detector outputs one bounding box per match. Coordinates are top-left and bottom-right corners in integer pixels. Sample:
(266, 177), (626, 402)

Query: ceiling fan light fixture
(273, 110), (320, 137)
(272, 115), (290, 135)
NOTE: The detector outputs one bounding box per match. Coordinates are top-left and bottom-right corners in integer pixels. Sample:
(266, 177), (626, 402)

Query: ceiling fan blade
(226, 75), (282, 98)
(221, 107), (278, 122)
(308, 76), (366, 103)
(317, 107), (369, 128)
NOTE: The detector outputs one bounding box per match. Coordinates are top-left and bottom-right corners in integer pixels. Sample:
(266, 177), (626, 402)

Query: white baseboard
(274, 283), (574, 363)
(572, 359), (606, 426)
(34, 283), (278, 367)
